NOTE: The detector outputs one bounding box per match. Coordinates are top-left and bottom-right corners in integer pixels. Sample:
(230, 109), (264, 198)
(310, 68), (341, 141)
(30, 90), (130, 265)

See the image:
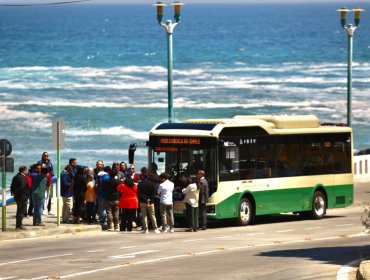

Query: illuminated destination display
(149, 136), (217, 147)
(160, 138), (201, 145)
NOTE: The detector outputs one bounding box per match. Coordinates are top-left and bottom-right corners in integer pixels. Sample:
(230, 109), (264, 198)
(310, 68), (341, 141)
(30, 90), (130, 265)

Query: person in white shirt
(182, 176), (200, 232)
(158, 172), (175, 232)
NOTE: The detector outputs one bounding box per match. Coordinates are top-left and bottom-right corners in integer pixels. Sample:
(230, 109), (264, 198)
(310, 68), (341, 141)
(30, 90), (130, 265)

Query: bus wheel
(237, 197), (254, 226)
(311, 191), (326, 219)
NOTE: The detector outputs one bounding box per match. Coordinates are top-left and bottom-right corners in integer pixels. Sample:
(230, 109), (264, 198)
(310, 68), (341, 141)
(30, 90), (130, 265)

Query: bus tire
(310, 191), (326, 219)
(237, 197), (254, 226)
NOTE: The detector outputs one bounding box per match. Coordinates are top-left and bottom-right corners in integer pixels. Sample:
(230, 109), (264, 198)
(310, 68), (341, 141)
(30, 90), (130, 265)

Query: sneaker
(114, 228), (119, 231)
(154, 229), (161, 234)
(42, 210), (47, 216)
(161, 227), (169, 233)
(48, 211), (55, 215)
(108, 228), (113, 231)
(141, 229), (149, 234)
(169, 228), (175, 233)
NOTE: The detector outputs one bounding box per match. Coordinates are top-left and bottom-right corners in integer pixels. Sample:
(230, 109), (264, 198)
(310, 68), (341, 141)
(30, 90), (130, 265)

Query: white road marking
(215, 235), (233, 239)
(304, 226), (323, 230)
(108, 250), (159, 260)
(59, 254), (189, 278)
(312, 236), (342, 241)
(135, 254), (189, 264)
(0, 253), (73, 266)
(335, 224), (354, 227)
(348, 232), (367, 237)
(119, 246), (138, 249)
(282, 239), (310, 245)
(244, 232), (265, 236)
(228, 245), (253, 251)
(0, 277), (18, 280)
(60, 264), (131, 278)
(182, 239), (205, 243)
(254, 243), (275, 247)
(85, 249), (106, 253)
(148, 242), (172, 246)
(195, 249), (223, 255)
(276, 229), (294, 233)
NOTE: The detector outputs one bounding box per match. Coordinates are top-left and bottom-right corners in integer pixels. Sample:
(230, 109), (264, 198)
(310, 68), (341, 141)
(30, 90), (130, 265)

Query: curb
(357, 260), (370, 280)
(337, 259), (361, 280)
(0, 224), (101, 241)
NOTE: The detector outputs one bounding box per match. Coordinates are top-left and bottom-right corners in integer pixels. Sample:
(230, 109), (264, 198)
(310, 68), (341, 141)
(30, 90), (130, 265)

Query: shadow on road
(203, 213), (346, 229)
(257, 245), (370, 266)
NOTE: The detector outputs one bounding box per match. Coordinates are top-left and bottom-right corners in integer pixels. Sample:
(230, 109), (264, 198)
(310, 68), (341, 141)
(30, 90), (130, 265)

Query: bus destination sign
(149, 136), (217, 148)
(160, 138), (201, 145)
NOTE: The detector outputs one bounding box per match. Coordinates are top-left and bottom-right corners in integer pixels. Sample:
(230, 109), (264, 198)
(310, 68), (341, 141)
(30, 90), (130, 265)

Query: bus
(147, 115), (353, 226)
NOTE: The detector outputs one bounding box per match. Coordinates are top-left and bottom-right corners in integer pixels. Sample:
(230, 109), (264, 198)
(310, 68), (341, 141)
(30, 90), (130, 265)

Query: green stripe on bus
(208, 184), (353, 220)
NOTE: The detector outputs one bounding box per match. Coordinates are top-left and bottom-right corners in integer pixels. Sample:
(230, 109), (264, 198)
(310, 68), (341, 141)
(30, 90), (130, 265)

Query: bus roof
(149, 115), (351, 137)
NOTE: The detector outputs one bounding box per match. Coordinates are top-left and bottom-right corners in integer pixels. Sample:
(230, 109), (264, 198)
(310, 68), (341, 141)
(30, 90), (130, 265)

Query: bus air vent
(336, 196), (345, 205)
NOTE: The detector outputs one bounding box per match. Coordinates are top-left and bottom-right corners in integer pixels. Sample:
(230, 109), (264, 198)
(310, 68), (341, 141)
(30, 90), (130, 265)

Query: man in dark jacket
(138, 167), (160, 234)
(104, 169), (119, 231)
(197, 170), (209, 230)
(10, 165), (30, 230)
(61, 165), (73, 223)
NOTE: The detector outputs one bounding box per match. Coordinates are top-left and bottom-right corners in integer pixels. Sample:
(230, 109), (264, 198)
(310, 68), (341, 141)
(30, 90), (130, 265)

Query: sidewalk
(0, 200), (101, 241)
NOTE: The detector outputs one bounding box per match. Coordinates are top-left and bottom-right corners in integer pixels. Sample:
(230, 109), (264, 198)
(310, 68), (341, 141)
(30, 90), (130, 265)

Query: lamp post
(154, 1), (184, 123)
(337, 7), (364, 127)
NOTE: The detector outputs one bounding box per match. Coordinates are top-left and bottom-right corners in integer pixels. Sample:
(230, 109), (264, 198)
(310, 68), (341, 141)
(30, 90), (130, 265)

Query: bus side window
(333, 141), (351, 173)
(256, 160), (272, 178)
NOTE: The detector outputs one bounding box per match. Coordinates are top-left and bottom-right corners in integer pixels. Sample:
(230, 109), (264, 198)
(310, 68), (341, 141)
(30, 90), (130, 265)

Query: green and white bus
(148, 115), (353, 226)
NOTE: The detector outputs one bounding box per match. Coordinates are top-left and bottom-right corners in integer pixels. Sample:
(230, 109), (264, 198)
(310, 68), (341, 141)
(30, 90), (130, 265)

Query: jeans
(32, 195), (44, 225)
(98, 198), (107, 224)
(160, 203), (174, 229)
(44, 188), (50, 211)
(27, 189), (33, 215)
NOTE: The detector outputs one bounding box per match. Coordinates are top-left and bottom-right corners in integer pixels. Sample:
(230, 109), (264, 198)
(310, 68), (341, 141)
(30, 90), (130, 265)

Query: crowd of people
(10, 152), (209, 233)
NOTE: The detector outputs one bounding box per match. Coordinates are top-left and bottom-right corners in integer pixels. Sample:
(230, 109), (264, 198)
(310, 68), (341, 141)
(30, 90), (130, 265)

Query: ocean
(0, 2), (369, 185)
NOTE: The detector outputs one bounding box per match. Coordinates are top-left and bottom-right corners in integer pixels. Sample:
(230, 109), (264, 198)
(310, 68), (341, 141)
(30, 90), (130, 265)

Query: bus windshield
(149, 147), (217, 198)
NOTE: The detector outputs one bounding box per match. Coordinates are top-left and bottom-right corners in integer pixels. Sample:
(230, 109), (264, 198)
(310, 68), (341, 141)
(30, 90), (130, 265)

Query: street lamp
(154, 1), (184, 123)
(337, 7), (364, 127)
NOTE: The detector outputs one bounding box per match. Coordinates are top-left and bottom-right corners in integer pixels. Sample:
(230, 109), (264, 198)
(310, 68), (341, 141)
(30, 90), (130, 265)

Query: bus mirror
(128, 144), (137, 164)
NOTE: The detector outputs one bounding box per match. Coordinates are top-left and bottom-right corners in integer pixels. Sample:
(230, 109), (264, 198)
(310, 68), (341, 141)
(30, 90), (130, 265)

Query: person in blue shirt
(61, 165), (74, 223)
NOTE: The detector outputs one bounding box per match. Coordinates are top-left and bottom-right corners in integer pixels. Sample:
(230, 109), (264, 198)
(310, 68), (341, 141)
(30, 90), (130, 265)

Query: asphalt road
(0, 183), (369, 280)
